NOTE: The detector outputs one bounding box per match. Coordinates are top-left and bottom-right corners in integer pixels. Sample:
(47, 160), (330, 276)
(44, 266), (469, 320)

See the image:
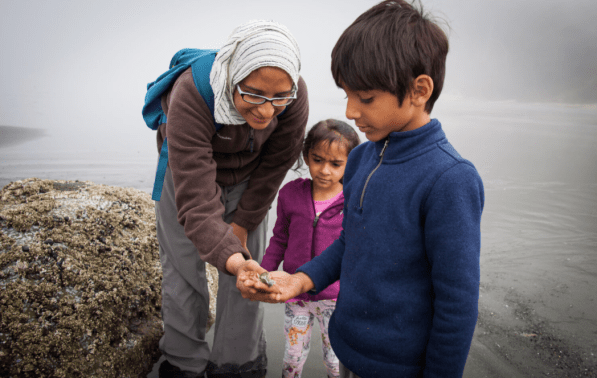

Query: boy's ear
(410, 75), (434, 107)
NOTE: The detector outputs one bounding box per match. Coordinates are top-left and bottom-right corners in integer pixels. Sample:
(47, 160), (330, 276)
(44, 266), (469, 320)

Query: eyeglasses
(236, 85), (296, 107)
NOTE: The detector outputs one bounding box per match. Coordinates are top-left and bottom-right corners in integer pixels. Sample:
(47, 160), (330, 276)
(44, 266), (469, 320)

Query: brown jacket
(157, 68), (309, 273)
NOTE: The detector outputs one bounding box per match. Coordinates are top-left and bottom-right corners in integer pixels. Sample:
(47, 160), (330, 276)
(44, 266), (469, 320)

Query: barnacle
(0, 178), (218, 377)
(259, 272), (276, 287)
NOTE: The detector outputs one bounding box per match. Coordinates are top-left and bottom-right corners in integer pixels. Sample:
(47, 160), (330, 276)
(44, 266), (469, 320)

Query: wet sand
(146, 302), (331, 378)
(467, 182), (597, 377)
(145, 304), (554, 378)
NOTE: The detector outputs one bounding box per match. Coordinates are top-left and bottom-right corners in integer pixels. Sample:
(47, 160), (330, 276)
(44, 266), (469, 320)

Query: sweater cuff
(232, 213), (260, 232)
(216, 245), (251, 275)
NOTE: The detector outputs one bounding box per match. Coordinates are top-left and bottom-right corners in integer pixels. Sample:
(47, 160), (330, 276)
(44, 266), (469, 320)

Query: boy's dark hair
(331, 0), (448, 113)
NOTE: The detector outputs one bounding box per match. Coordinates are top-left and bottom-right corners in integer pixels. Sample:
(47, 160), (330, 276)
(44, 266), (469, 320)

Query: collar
(374, 119), (446, 163)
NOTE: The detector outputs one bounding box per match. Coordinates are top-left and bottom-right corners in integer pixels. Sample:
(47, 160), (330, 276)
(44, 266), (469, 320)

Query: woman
(153, 21), (308, 378)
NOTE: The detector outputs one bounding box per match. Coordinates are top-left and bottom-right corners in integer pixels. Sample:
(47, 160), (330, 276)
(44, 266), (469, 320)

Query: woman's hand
(235, 262), (277, 296)
(237, 270), (315, 303)
(226, 253), (259, 276)
(228, 254), (278, 299)
(230, 222), (250, 257)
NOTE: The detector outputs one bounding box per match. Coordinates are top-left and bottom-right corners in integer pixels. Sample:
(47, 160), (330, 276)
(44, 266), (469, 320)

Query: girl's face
(305, 141), (348, 193)
(233, 66), (294, 130)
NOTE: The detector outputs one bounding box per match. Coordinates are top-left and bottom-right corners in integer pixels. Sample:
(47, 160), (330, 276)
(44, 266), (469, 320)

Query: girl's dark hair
(331, 0), (449, 113)
(303, 119), (360, 158)
(295, 119), (361, 181)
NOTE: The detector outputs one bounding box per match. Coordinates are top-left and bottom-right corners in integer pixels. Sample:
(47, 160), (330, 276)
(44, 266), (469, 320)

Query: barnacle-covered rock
(0, 178), (218, 378)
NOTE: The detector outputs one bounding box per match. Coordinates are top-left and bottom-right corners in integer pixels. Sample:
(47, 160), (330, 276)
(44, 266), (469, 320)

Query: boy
(238, 1), (484, 377)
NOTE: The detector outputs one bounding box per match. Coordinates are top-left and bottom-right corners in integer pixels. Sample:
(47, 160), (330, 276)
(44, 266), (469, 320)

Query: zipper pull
(379, 138), (389, 157)
(313, 214), (320, 227)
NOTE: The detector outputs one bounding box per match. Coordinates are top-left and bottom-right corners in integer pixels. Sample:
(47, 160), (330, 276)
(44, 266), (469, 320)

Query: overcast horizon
(1, 0), (596, 134)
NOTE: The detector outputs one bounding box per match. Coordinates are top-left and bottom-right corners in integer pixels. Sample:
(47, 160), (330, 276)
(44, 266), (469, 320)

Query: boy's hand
(238, 271), (314, 303)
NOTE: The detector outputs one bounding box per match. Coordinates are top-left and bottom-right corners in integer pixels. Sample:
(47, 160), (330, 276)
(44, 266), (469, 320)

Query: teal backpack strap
(152, 137), (170, 201)
(190, 53), (225, 131)
(142, 49), (219, 130)
(148, 49), (219, 201)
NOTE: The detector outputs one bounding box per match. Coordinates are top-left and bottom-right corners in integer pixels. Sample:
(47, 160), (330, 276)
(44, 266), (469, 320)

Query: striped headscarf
(210, 20), (301, 125)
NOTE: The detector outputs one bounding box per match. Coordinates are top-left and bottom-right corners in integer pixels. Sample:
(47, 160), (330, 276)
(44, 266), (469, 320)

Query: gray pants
(155, 165), (268, 377)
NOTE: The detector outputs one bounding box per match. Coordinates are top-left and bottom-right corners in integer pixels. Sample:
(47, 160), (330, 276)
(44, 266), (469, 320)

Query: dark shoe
(159, 359), (205, 378)
(205, 360), (266, 378)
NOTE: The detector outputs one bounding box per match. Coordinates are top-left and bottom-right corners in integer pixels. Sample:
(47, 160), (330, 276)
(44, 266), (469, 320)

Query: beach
(1, 99), (596, 377)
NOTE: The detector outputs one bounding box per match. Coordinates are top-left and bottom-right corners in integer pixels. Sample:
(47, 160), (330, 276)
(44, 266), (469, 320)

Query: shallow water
(2, 99), (597, 376)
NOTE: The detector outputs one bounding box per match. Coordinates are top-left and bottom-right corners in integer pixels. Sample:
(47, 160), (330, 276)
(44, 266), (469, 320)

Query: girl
(260, 119), (360, 378)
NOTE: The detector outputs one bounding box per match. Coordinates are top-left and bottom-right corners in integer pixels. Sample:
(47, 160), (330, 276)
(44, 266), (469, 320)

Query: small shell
(259, 272), (275, 287)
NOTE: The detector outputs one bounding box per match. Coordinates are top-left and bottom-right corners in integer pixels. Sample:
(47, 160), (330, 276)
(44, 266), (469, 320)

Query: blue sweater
(297, 119), (484, 377)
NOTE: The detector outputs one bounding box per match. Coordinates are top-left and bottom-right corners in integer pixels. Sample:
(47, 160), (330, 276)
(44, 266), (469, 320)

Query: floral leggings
(282, 299), (339, 378)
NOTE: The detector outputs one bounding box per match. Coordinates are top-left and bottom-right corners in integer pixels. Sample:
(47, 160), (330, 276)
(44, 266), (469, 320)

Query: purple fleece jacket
(261, 178), (341, 301)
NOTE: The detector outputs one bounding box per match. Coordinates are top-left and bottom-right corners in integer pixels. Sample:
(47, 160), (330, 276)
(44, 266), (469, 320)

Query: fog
(1, 3), (597, 375)
(0, 0), (596, 135)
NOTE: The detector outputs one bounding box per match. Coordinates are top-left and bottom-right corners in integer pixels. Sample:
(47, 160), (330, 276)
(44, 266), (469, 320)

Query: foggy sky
(440, 0), (597, 103)
(0, 0), (595, 134)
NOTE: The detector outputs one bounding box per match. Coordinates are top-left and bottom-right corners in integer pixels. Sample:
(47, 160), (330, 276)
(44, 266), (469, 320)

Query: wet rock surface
(0, 178), (218, 378)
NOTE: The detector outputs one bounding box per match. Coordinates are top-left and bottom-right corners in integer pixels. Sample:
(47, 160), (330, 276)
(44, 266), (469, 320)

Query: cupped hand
(235, 261), (281, 300)
(238, 271), (313, 303)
